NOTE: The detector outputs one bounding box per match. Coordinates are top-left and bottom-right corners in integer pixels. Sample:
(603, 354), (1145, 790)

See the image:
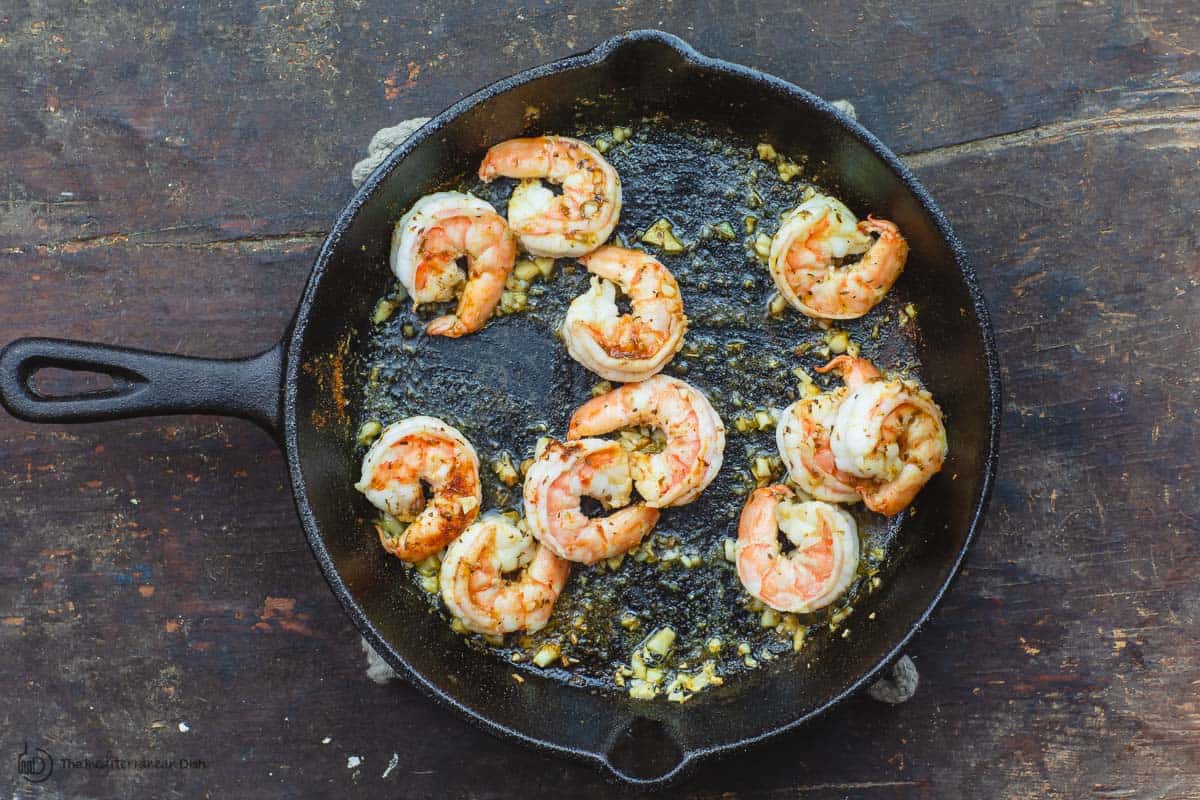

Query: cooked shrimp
(813, 354), (882, 388)
(567, 375), (725, 508)
(776, 392), (860, 504)
(390, 192), (517, 337)
(523, 438), (660, 564)
(478, 136), (621, 258)
(777, 357), (882, 504)
(562, 245), (687, 381)
(820, 355), (948, 516)
(736, 485), (859, 613)
(355, 416), (482, 562)
(769, 193), (908, 319)
(440, 513), (569, 635)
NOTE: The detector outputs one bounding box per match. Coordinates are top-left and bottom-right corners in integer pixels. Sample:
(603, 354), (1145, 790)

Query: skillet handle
(0, 337), (283, 438)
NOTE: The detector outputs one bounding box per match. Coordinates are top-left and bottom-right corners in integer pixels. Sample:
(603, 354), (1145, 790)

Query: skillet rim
(282, 28), (1003, 787)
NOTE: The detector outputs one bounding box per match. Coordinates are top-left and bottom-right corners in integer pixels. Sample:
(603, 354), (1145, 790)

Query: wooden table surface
(2, 2), (1198, 798)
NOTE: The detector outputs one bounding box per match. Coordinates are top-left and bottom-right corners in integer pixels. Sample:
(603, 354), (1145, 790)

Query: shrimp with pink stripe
(769, 192), (907, 320)
(390, 191), (517, 337)
(440, 513), (570, 635)
(736, 485), (859, 613)
(478, 136), (621, 258)
(567, 375), (725, 508)
(355, 416), (482, 562)
(562, 245), (686, 382)
(523, 438), (660, 564)
(820, 355), (948, 516)
(776, 357), (881, 504)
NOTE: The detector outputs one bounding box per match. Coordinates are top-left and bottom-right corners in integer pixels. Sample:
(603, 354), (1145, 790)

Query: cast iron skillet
(0, 31), (1000, 788)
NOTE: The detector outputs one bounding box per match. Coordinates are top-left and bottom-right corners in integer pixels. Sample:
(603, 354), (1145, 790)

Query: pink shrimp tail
(426, 315), (468, 338)
(815, 355), (881, 387)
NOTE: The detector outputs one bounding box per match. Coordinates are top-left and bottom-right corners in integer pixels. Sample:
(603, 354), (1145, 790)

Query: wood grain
(1, 2), (1198, 798)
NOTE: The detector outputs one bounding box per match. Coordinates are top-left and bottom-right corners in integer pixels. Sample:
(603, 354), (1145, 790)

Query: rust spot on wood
(257, 596), (314, 636)
(263, 596), (296, 616)
(383, 61), (421, 100)
(275, 618), (315, 636)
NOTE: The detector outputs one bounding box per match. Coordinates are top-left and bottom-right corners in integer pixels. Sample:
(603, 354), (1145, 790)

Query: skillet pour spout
(0, 30), (1000, 788)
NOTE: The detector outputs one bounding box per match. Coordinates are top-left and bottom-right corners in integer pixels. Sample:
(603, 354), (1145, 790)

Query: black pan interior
(286, 33), (995, 781)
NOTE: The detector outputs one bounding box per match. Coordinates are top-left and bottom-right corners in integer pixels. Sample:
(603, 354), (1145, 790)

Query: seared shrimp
(769, 193), (908, 319)
(777, 357), (882, 503)
(390, 192), (517, 337)
(820, 356), (948, 516)
(478, 136), (621, 257)
(562, 245), (687, 381)
(736, 485), (859, 613)
(440, 513), (569, 635)
(355, 416), (482, 562)
(568, 375), (725, 508)
(776, 392), (860, 504)
(524, 439), (660, 564)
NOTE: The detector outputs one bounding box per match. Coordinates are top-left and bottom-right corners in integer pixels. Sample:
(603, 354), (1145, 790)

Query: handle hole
(606, 716), (684, 783)
(29, 366), (124, 399)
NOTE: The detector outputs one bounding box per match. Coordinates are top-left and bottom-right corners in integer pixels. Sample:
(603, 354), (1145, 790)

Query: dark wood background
(2, 2), (1198, 798)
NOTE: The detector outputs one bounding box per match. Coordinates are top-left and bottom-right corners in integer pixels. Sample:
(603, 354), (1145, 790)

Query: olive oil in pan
(355, 120), (927, 698)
